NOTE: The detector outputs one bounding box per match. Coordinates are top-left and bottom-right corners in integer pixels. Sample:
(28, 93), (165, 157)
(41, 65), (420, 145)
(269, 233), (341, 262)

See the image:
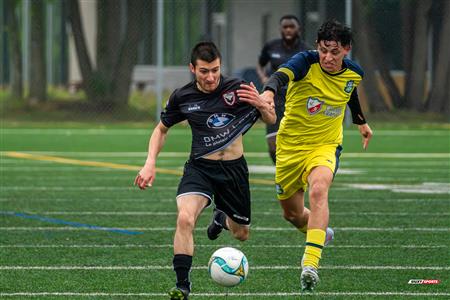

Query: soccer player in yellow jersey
(261, 20), (373, 292)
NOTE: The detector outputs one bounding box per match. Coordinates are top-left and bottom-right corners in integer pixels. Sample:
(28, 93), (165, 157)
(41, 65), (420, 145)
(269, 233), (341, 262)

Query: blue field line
(0, 211), (143, 235)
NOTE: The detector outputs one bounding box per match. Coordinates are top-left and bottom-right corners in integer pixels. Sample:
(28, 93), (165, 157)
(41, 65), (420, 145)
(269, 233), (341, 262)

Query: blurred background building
(1, 0), (449, 118)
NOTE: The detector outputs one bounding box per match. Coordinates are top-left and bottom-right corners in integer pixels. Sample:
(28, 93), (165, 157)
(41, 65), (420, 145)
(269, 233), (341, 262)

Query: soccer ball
(208, 247), (249, 287)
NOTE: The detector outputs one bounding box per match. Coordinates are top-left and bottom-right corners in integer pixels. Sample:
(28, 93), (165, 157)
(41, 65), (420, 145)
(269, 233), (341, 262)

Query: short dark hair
(190, 41), (221, 66)
(317, 19), (353, 47)
(280, 15), (300, 25)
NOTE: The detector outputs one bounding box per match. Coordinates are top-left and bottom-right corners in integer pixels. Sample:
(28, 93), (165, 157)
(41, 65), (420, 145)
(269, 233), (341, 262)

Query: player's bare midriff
(202, 135), (244, 161)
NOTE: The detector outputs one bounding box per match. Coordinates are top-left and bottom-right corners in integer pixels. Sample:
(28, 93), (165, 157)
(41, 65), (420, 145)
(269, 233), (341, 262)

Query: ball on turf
(208, 247), (249, 287)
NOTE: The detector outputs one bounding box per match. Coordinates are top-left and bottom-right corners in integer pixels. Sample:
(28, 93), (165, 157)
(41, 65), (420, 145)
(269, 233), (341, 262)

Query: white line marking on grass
(1, 227), (449, 232)
(18, 211), (449, 217)
(0, 186), (177, 191)
(1, 292), (449, 297)
(0, 244), (446, 249)
(345, 183), (450, 194)
(2, 197), (447, 203)
(1, 265), (448, 271)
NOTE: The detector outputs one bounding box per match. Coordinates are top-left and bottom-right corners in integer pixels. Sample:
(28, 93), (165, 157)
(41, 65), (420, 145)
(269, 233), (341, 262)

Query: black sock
(216, 210), (229, 230)
(173, 254), (192, 291)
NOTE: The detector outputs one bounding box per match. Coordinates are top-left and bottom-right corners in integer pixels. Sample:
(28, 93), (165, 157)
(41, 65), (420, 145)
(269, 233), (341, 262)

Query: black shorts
(177, 156), (251, 225)
(266, 88), (286, 137)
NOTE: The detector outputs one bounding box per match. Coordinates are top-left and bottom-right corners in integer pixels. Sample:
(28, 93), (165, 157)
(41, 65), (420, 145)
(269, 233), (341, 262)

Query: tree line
(4, 0), (449, 114)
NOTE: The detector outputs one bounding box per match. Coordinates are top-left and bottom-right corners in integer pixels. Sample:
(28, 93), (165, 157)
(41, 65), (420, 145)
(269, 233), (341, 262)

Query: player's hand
(259, 89), (275, 105)
(134, 166), (155, 190)
(236, 82), (264, 108)
(358, 123), (373, 150)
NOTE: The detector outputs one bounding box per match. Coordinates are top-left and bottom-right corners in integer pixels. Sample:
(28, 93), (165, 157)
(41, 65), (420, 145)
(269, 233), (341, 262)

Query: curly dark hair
(317, 19), (353, 47)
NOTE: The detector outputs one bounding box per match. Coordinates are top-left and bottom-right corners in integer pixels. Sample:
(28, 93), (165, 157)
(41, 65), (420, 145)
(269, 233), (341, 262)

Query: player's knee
(283, 209), (305, 225)
(176, 211), (196, 230)
(309, 182), (329, 202)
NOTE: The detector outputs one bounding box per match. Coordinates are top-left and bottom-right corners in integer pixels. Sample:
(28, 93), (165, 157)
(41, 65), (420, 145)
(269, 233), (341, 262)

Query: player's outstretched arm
(358, 123), (373, 150)
(237, 82), (276, 124)
(134, 122), (169, 190)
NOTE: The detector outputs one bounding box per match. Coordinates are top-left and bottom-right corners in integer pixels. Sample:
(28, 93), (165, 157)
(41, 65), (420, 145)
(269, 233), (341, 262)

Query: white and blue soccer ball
(208, 247), (249, 287)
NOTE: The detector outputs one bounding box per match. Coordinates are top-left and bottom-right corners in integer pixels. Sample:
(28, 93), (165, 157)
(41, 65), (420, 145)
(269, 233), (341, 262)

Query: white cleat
(301, 266), (319, 292)
(325, 227), (334, 246)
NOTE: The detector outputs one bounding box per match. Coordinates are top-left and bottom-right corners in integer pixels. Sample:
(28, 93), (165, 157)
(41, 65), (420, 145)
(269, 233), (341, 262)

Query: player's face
(280, 19), (300, 41)
(317, 40), (350, 73)
(190, 58), (221, 93)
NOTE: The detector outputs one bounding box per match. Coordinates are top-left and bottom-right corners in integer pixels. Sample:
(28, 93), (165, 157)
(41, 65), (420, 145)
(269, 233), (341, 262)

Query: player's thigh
(308, 166), (334, 189)
(176, 194), (209, 221)
(275, 155), (306, 200)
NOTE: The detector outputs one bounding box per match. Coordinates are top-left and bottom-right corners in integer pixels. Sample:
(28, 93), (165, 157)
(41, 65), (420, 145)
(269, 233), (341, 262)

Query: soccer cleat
(324, 227), (334, 246)
(207, 209), (225, 240)
(168, 286), (189, 300)
(301, 266), (320, 292)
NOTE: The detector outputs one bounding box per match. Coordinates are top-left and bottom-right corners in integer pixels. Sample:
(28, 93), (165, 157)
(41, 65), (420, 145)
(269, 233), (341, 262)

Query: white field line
(1, 128), (449, 136)
(0, 244), (447, 249)
(1, 151), (450, 159)
(1, 292), (449, 297)
(1, 197), (448, 203)
(9, 211), (449, 217)
(1, 265), (449, 271)
(0, 227), (449, 232)
(1, 184), (449, 193)
(0, 186), (178, 191)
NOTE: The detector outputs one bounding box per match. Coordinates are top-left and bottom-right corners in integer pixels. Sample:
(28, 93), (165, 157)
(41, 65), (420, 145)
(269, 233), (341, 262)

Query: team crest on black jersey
(344, 80), (354, 93)
(222, 91), (237, 106)
(207, 113), (236, 128)
(307, 97), (324, 115)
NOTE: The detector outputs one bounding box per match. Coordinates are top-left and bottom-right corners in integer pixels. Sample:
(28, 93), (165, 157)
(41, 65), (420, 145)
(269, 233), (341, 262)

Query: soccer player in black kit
(256, 15), (310, 163)
(134, 42), (275, 300)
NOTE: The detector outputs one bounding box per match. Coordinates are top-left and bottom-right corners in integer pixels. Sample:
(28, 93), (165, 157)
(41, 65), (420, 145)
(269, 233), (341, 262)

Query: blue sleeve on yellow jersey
(279, 50), (319, 81)
(344, 59), (364, 77)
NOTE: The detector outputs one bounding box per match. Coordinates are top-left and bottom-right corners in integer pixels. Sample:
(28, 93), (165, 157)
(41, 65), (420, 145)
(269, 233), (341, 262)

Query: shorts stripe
(176, 192), (212, 201)
(333, 145), (343, 177)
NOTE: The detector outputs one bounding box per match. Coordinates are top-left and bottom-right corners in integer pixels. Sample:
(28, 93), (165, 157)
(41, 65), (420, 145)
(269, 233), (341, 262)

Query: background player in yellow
(261, 19), (373, 292)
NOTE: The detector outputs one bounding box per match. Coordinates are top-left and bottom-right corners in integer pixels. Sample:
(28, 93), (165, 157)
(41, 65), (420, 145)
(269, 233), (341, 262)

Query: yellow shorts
(275, 144), (342, 200)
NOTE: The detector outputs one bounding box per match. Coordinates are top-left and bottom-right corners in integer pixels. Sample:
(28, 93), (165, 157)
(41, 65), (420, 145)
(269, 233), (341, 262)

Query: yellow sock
(298, 224), (307, 234)
(303, 229), (326, 269)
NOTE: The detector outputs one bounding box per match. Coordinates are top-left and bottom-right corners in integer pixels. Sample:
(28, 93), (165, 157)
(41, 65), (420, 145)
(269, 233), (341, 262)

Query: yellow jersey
(276, 50), (364, 150)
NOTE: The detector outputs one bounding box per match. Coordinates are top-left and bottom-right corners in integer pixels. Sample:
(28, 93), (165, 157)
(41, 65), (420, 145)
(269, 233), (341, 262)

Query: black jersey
(259, 38), (310, 75)
(160, 76), (260, 159)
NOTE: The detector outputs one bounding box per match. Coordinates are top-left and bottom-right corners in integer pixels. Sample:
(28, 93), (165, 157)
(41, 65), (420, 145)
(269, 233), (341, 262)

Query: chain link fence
(1, 0), (449, 122)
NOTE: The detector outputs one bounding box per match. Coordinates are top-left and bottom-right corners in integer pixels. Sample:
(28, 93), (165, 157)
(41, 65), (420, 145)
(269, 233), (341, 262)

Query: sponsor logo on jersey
(323, 106), (343, 117)
(306, 97), (324, 115)
(344, 80), (354, 93)
(187, 103), (201, 111)
(222, 91), (237, 106)
(207, 113), (235, 129)
(204, 129), (231, 147)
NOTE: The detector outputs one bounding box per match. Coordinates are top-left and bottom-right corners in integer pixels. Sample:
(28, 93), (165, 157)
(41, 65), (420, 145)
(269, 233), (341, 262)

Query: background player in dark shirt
(257, 15), (310, 163)
(134, 42), (275, 300)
